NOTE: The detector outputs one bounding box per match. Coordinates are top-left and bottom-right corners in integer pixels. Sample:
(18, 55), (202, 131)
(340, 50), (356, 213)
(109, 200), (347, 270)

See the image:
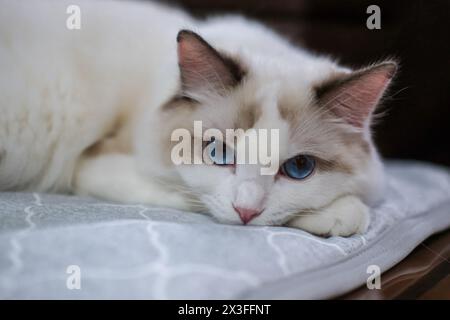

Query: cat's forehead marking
(234, 103), (262, 130)
(161, 95), (198, 112)
(278, 103), (299, 124)
(275, 88), (312, 128)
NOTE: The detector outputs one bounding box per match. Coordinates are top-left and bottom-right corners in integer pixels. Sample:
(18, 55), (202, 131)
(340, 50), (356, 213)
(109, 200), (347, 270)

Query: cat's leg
(286, 195), (370, 237)
(73, 153), (191, 210)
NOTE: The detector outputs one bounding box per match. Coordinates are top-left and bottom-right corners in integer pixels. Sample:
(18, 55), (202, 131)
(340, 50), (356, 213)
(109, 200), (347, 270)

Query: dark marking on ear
(177, 30), (245, 84)
(170, 94), (198, 104)
(235, 104), (262, 130)
(161, 93), (199, 112)
(316, 63), (397, 99)
(177, 29), (246, 94)
(315, 61), (397, 128)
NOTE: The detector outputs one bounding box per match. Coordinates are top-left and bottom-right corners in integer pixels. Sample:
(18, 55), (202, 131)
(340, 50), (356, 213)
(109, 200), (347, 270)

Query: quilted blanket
(0, 161), (449, 299)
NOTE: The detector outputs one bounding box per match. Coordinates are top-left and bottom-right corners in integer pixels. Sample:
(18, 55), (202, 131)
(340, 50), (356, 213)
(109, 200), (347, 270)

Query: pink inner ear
(177, 31), (237, 93)
(321, 63), (396, 128)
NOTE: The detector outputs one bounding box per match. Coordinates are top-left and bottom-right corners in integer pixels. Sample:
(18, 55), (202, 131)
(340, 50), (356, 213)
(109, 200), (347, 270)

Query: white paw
(286, 195), (370, 237)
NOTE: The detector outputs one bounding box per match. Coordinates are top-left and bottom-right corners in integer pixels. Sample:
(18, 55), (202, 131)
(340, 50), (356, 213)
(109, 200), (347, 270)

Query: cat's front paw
(286, 195), (370, 237)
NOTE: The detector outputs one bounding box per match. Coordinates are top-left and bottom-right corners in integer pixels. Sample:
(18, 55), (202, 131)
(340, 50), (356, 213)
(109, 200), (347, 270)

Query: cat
(0, 0), (396, 236)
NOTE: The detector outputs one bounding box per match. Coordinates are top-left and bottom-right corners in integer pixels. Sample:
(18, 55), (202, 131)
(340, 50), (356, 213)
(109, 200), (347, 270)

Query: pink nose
(233, 206), (262, 224)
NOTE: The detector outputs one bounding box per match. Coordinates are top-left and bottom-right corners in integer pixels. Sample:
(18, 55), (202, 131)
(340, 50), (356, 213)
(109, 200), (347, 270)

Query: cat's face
(163, 30), (396, 226)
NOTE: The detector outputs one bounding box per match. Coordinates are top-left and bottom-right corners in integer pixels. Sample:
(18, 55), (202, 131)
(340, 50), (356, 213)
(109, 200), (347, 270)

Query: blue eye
(206, 139), (234, 165)
(281, 155), (315, 180)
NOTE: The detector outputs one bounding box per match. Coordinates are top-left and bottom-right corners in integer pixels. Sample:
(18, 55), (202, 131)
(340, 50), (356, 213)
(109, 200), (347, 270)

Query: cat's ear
(177, 30), (244, 96)
(316, 61), (397, 129)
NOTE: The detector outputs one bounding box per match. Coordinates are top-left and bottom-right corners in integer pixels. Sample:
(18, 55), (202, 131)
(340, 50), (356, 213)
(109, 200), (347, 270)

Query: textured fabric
(0, 161), (449, 299)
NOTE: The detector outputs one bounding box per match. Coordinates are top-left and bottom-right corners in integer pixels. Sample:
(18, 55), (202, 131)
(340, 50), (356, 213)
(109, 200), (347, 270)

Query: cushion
(0, 160), (449, 299)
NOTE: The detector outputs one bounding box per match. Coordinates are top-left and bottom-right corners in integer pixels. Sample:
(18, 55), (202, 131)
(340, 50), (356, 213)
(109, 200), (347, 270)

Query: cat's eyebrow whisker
(292, 108), (332, 141)
(308, 87), (356, 119)
(293, 89), (354, 138)
(290, 91), (361, 156)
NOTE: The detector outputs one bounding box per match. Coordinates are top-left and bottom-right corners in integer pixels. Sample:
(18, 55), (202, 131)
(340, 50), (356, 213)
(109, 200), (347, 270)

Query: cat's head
(158, 30), (397, 226)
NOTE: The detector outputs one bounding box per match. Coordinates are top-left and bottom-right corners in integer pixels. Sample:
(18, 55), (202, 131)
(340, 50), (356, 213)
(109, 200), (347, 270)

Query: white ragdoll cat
(0, 0), (397, 236)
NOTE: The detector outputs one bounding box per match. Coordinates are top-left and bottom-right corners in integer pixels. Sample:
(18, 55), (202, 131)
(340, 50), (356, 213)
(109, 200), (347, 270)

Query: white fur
(287, 195), (370, 236)
(0, 0), (386, 236)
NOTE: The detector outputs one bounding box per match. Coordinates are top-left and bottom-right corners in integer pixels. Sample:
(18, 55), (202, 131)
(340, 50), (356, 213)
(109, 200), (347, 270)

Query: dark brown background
(159, 0), (450, 167)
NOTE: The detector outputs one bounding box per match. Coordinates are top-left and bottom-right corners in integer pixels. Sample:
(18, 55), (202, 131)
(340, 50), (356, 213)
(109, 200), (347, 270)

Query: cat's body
(0, 0), (396, 236)
(0, 0), (193, 192)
